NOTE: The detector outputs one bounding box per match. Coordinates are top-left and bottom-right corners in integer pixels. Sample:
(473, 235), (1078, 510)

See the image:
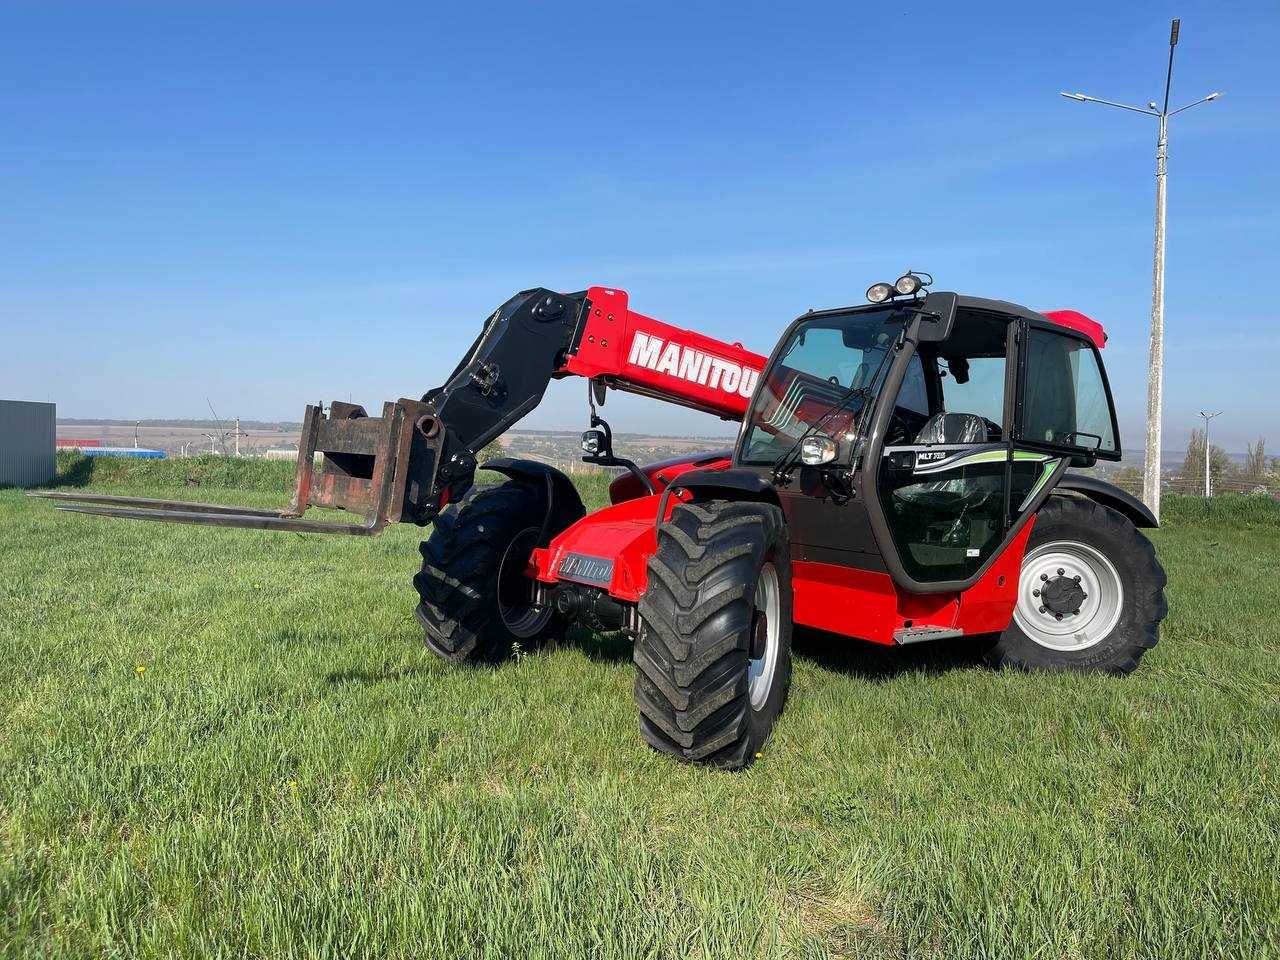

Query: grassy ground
(1, 457), (1277, 958)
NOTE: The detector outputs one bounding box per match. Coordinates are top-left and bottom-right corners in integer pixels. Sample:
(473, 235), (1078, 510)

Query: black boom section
(405, 288), (590, 521)
(421, 288), (587, 453)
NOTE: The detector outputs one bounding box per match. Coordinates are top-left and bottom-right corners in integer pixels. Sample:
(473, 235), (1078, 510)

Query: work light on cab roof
(866, 270), (931, 304)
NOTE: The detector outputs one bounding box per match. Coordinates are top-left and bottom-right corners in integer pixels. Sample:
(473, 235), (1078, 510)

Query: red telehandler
(39, 273), (1167, 768)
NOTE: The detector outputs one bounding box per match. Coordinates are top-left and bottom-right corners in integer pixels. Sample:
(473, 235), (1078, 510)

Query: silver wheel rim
(497, 527), (552, 639)
(747, 562), (781, 710)
(1013, 540), (1124, 652)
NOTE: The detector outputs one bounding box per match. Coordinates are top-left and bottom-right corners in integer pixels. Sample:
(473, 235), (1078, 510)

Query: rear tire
(987, 495), (1167, 674)
(414, 481), (563, 664)
(635, 500), (792, 770)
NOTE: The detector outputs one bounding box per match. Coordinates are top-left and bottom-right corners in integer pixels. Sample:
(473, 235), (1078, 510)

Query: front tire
(988, 495), (1167, 674)
(635, 500), (793, 770)
(414, 481), (563, 664)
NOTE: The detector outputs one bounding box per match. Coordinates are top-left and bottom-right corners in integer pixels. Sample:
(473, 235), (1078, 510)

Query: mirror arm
(583, 414), (655, 495)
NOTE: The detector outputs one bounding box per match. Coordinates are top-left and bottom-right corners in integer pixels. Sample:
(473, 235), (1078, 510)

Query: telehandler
(39, 272), (1167, 768)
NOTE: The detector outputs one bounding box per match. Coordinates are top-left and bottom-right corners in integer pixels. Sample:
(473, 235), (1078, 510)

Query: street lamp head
(1205, 91), (1222, 101)
(1148, 101), (1158, 110)
(1060, 92), (1088, 101)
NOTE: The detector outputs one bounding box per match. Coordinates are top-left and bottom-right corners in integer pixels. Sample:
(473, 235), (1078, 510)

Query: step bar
(32, 398), (447, 536)
(892, 625), (965, 645)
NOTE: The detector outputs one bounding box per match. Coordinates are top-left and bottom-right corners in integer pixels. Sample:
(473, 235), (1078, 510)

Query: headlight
(894, 273), (922, 296)
(800, 435), (837, 466)
(866, 282), (894, 304)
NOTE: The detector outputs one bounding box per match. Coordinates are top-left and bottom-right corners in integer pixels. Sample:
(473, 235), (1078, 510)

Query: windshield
(740, 307), (906, 465)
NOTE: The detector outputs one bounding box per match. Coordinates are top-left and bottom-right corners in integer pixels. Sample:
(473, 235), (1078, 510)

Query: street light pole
(1061, 18), (1221, 523)
(1149, 106), (1168, 519)
(1199, 410), (1221, 498)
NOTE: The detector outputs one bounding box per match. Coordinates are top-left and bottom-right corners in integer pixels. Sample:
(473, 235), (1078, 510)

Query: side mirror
(581, 429), (608, 457)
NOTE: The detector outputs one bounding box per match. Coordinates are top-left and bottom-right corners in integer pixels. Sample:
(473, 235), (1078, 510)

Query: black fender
(1052, 475), (1158, 528)
(668, 468), (782, 508)
(479, 457), (587, 544)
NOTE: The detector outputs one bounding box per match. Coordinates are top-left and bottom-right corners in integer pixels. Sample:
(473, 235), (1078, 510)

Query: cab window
(1020, 328), (1118, 456)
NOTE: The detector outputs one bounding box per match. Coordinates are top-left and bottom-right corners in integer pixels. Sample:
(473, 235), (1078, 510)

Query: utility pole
(1199, 410), (1221, 498)
(1061, 18), (1221, 523)
(134, 420), (141, 449)
(234, 418), (241, 457)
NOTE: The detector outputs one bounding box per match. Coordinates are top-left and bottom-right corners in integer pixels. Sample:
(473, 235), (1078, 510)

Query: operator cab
(736, 272), (1121, 593)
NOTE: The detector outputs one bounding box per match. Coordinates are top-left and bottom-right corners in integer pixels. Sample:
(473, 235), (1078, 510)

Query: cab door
(866, 309), (1024, 590)
(1006, 319), (1122, 522)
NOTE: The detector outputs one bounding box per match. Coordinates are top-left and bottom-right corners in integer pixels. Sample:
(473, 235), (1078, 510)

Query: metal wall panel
(0, 400), (56, 488)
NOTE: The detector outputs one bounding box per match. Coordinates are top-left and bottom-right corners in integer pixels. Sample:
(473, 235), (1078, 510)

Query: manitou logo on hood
(627, 332), (761, 399)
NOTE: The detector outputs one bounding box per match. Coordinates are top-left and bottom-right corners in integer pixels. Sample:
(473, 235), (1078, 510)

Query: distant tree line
(1108, 432), (1277, 499)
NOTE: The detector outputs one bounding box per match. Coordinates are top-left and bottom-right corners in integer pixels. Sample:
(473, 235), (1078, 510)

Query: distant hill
(59, 418), (302, 431)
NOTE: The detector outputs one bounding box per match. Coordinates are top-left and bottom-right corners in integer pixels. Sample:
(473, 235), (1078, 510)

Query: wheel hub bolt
(1039, 606), (1047, 614)
(1040, 573), (1048, 582)
(1055, 613), (1063, 620)
(1057, 568), (1065, 576)
(1033, 588), (1041, 597)
(1073, 575), (1081, 582)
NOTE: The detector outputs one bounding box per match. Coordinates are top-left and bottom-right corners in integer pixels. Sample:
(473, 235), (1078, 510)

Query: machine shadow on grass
(321, 627), (634, 688)
(792, 626), (995, 682)
(562, 626), (633, 663)
(323, 627), (991, 688)
(325, 664), (434, 686)
(562, 625), (995, 678)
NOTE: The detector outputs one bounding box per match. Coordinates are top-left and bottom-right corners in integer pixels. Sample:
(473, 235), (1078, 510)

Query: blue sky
(2, 0), (1276, 452)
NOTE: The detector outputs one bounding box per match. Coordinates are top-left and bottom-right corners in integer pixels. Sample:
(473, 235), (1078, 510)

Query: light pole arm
(1168, 92), (1223, 117)
(1060, 92), (1159, 117)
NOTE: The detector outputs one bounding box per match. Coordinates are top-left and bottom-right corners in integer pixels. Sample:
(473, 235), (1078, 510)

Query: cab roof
(1042, 309), (1108, 349)
(951, 295), (1108, 350)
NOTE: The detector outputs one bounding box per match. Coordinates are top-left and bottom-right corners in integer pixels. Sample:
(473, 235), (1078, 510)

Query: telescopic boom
(36, 285), (767, 534)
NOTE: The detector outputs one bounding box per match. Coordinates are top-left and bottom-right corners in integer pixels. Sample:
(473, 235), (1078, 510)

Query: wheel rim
(747, 562), (781, 710)
(1013, 540), (1124, 652)
(497, 527), (552, 639)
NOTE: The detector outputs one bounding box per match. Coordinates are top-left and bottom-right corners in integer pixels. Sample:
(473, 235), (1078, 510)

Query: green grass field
(2, 456), (1277, 959)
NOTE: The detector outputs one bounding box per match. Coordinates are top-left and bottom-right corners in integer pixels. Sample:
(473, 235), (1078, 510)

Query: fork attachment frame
(37, 397), (445, 534)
